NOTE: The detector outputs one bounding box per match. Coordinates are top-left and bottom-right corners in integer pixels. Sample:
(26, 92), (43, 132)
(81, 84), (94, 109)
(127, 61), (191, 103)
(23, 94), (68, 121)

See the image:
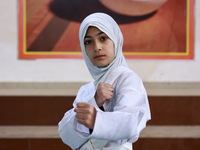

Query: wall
(0, 1), (200, 150)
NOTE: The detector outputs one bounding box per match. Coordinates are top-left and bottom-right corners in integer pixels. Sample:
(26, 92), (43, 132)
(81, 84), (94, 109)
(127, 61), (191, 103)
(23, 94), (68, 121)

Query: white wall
(0, 0), (200, 96)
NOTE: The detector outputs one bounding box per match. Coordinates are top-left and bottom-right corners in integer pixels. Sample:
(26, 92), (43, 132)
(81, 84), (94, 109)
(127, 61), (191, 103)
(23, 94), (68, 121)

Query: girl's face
(84, 27), (115, 68)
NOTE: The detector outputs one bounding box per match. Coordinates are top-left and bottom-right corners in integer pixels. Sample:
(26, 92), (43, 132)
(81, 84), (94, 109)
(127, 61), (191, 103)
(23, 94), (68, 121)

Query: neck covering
(79, 13), (128, 88)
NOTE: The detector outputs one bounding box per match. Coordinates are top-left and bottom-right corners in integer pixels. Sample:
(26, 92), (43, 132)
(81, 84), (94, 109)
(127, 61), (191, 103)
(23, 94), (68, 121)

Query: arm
(58, 108), (89, 150)
(90, 74), (151, 143)
(73, 82), (113, 133)
(58, 82), (99, 149)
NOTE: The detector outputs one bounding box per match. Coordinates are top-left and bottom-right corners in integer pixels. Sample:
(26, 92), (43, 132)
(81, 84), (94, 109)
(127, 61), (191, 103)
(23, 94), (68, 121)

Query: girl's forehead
(84, 26), (113, 41)
(85, 26), (103, 36)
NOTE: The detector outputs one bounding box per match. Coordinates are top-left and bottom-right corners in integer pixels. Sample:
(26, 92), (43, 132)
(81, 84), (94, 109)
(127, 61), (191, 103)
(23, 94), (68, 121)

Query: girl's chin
(96, 63), (110, 68)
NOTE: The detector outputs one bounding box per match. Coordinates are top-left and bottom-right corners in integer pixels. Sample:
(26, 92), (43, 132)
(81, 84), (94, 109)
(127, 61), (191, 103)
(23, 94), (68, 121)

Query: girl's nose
(94, 41), (101, 52)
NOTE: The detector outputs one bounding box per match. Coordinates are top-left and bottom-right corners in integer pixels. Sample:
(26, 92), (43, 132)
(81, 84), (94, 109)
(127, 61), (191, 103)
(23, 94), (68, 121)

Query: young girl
(58, 13), (151, 150)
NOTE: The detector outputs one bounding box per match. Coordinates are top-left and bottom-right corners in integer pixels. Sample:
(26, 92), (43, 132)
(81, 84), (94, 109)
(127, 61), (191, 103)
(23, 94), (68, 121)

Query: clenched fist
(95, 82), (114, 107)
(74, 102), (96, 129)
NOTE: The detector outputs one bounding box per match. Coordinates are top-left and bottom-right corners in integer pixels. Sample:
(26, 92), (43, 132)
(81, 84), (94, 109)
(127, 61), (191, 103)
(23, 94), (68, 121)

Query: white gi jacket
(58, 66), (151, 150)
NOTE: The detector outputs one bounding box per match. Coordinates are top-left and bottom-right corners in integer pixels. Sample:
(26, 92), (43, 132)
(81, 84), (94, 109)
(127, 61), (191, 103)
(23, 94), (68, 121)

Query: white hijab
(79, 13), (128, 88)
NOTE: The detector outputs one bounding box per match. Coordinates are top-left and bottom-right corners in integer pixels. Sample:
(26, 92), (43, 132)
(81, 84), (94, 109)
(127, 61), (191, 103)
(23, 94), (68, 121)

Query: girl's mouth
(94, 55), (105, 59)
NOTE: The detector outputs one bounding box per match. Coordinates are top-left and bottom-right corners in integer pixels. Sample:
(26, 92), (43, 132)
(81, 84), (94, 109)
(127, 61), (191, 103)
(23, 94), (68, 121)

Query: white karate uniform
(58, 66), (151, 150)
(58, 12), (151, 150)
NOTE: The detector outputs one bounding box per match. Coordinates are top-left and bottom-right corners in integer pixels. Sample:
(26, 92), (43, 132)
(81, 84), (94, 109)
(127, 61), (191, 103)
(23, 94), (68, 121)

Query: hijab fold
(79, 13), (128, 88)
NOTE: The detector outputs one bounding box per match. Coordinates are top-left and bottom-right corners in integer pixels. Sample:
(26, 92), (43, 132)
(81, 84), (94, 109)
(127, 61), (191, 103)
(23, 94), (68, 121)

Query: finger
(104, 95), (113, 101)
(101, 86), (114, 94)
(102, 90), (113, 99)
(77, 118), (87, 125)
(75, 108), (89, 113)
(100, 84), (114, 93)
(103, 83), (114, 90)
(76, 113), (86, 119)
(98, 82), (113, 89)
(107, 86), (114, 93)
(104, 89), (114, 95)
(76, 102), (89, 108)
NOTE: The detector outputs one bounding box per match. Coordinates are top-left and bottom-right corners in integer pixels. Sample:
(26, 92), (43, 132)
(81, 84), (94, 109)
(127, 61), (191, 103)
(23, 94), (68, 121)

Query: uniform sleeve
(89, 74), (151, 143)
(58, 108), (90, 149)
(58, 84), (94, 150)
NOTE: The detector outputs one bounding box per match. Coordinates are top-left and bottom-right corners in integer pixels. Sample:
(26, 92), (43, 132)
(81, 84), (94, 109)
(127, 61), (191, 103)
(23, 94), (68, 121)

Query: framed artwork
(18, 0), (194, 59)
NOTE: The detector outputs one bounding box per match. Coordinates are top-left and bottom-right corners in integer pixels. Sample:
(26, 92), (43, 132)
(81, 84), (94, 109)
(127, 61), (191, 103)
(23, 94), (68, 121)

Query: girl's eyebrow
(84, 32), (104, 39)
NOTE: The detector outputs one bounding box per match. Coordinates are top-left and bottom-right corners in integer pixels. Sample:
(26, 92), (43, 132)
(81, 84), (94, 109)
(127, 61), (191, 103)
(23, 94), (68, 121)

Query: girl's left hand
(95, 82), (114, 107)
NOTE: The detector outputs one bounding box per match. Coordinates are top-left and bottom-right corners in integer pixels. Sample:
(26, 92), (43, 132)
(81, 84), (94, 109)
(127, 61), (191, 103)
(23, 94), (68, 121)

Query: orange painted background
(18, 0), (194, 59)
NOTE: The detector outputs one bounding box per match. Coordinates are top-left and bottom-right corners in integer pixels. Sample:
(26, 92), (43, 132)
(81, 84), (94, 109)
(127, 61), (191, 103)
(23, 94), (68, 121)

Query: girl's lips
(94, 55), (105, 59)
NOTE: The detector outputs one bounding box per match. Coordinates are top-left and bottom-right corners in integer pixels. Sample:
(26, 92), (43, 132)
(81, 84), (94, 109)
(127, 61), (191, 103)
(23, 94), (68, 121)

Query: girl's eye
(100, 36), (107, 41)
(84, 40), (91, 45)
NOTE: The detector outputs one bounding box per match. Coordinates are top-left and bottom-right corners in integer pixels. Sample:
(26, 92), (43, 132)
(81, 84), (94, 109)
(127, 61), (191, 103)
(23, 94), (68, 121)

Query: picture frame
(18, 0), (194, 59)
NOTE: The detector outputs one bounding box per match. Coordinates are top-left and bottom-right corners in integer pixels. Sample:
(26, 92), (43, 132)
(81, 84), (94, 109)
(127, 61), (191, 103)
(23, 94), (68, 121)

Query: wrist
(94, 94), (102, 107)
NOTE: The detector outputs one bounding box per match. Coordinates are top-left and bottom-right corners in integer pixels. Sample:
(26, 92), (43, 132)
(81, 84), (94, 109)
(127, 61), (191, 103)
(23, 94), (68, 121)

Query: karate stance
(58, 13), (151, 150)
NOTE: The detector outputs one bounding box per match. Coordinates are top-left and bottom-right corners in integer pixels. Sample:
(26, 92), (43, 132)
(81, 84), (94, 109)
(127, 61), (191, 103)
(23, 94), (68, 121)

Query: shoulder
(115, 66), (141, 83)
(115, 67), (146, 95)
